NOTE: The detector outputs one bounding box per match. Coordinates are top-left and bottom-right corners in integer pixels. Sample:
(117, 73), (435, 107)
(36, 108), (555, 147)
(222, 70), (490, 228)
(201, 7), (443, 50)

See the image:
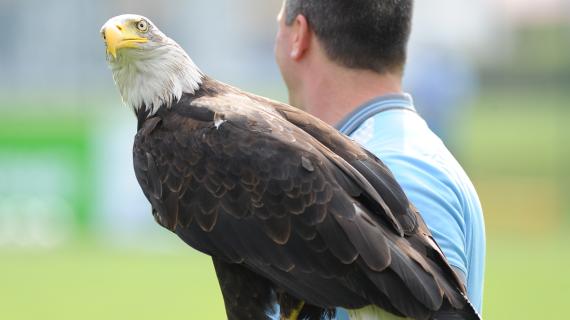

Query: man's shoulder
(338, 94), (480, 216)
(358, 111), (479, 210)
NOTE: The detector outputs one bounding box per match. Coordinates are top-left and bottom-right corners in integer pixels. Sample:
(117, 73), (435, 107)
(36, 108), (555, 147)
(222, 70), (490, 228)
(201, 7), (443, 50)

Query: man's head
(275, 0), (413, 108)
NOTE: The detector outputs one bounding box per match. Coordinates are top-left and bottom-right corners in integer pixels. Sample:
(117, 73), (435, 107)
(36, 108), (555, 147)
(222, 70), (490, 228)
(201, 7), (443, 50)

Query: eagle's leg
(212, 258), (275, 320)
(289, 302), (304, 320)
(278, 292), (303, 320)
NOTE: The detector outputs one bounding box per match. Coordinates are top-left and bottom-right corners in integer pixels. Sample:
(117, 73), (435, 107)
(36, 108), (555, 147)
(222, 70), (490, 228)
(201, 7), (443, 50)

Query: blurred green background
(1, 1), (569, 319)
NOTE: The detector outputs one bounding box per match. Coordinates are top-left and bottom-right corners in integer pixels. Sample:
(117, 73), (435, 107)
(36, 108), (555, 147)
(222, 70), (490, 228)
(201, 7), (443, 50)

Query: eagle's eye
(136, 20), (149, 32)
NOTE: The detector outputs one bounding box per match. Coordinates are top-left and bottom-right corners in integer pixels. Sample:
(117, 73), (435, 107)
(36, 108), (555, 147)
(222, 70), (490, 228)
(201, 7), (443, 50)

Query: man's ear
(290, 14), (311, 61)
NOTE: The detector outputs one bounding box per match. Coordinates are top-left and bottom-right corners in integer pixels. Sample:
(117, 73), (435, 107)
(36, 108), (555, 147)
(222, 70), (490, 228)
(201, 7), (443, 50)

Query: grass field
(0, 242), (227, 320)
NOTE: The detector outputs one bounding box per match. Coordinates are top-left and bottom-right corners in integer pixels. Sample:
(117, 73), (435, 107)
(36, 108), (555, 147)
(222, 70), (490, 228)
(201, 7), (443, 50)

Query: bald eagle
(101, 14), (480, 320)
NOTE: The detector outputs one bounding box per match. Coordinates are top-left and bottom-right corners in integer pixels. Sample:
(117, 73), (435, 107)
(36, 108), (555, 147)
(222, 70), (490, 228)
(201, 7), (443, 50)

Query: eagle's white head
(101, 14), (203, 115)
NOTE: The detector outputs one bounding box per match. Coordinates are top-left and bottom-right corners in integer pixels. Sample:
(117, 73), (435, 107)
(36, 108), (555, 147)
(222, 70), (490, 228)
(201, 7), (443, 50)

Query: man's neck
(295, 63), (403, 126)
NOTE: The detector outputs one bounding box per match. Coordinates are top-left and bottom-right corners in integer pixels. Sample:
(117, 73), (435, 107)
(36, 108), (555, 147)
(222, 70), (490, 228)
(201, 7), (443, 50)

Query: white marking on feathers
(214, 118), (226, 129)
(213, 112), (227, 129)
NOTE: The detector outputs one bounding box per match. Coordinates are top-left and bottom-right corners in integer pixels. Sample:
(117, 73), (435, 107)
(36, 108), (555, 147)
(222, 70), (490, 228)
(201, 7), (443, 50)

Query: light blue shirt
(335, 94), (485, 317)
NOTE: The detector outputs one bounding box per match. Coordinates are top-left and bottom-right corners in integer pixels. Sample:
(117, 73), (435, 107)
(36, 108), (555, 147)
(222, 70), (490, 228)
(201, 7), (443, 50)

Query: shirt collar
(335, 93), (416, 135)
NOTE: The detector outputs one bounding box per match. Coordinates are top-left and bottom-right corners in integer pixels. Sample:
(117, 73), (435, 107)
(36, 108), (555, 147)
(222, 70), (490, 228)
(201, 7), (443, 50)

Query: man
(274, 0), (485, 318)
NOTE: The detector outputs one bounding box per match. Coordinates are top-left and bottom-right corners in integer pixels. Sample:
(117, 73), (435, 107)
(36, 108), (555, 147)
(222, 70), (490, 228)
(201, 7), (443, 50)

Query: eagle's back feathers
(132, 78), (479, 320)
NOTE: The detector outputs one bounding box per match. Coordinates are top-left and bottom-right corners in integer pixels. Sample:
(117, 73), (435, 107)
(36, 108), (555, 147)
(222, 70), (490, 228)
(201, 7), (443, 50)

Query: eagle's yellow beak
(103, 23), (148, 58)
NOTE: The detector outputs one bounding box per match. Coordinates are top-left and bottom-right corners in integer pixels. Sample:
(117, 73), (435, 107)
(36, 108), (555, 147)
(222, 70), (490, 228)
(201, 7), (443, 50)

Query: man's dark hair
(285, 0), (413, 74)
